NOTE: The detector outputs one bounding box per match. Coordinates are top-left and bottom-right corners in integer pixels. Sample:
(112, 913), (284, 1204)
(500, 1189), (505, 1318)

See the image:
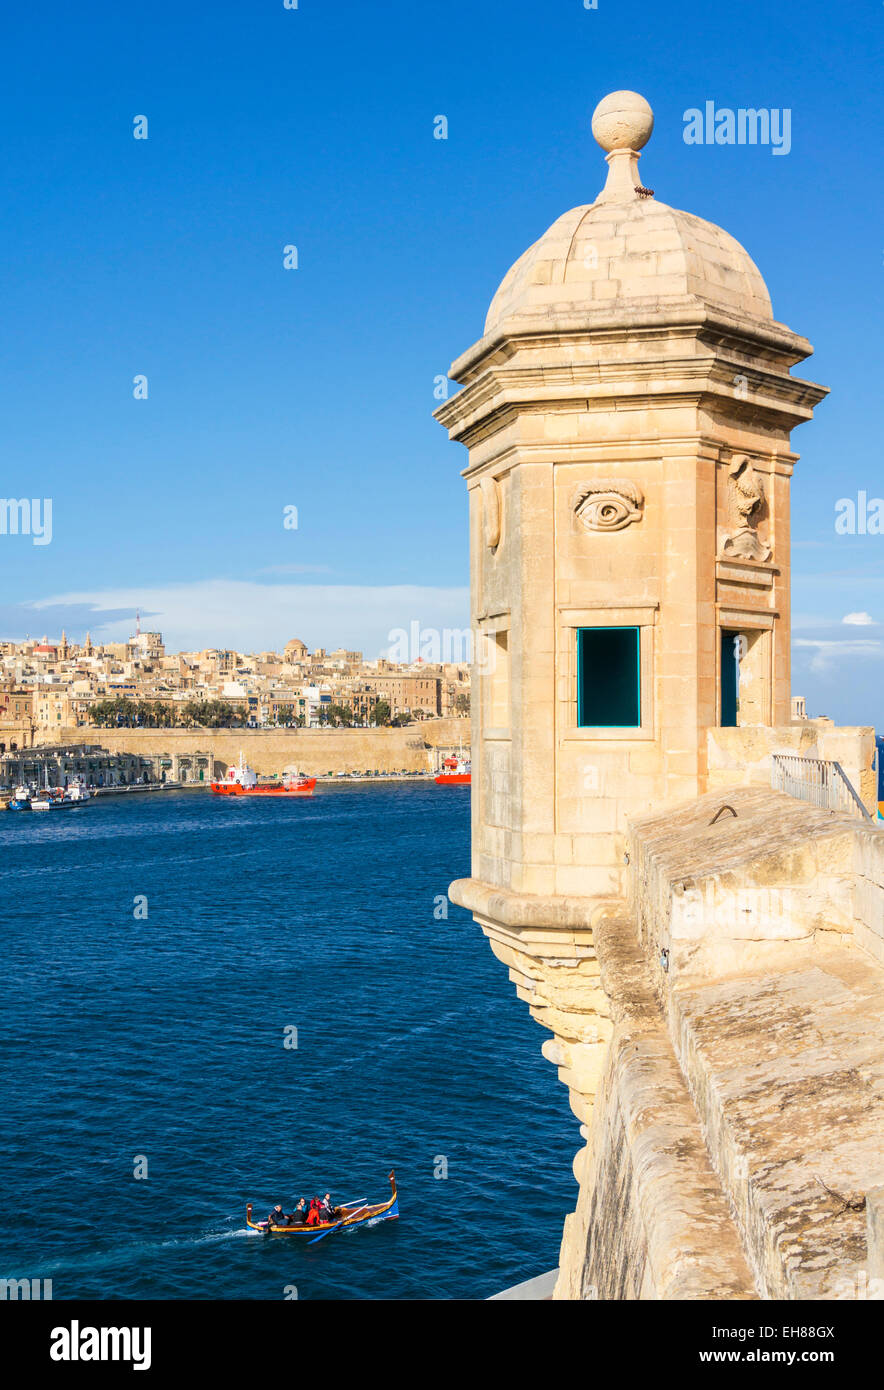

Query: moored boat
(65, 782), (92, 803)
(435, 755), (471, 785)
(246, 1171), (398, 1237)
(211, 753), (316, 797)
(34, 789), (82, 810)
(27, 769), (75, 810)
(19, 780), (91, 811)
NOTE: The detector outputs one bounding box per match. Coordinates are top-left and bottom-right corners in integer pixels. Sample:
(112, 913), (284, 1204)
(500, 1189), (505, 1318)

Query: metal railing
(771, 753), (875, 822)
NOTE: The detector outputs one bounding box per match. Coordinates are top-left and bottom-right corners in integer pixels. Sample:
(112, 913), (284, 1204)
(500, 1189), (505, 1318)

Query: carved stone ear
(575, 479), (643, 532)
(480, 475), (502, 548)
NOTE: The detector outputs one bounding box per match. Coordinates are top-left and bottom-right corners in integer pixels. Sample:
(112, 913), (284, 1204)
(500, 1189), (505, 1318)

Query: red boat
(435, 755), (471, 786)
(211, 753), (316, 797)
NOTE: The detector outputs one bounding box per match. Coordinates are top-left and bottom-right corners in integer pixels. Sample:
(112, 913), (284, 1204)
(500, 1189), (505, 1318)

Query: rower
(318, 1193), (338, 1221)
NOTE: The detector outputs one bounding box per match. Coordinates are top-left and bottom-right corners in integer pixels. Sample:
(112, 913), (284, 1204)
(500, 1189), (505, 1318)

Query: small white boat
(31, 767), (56, 810)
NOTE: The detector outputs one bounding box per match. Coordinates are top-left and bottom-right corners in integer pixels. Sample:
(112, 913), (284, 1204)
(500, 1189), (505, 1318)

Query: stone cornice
(446, 305), (816, 384)
(435, 325), (827, 450)
(458, 436), (801, 482)
(439, 383), (826, 457)
(450, 875), (602, 931)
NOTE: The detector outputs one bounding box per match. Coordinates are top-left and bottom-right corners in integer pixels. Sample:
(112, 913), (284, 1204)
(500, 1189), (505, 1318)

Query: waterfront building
(0, 683), (35, 751)
(369, 675), (442, 719)
(128, 630), (165, 663)
(34, 688), (72, 732)
(0, 743), (156, 790)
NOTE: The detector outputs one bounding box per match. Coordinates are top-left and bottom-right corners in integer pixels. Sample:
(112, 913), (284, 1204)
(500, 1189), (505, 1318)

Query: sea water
(0, 782), (576, 1299)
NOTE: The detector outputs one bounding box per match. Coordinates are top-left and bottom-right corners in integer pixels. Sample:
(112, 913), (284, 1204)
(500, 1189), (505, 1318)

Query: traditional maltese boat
(435, 755), (471, 785)
(246, 1171), (399, 1239)
(211, 753), (316, 797)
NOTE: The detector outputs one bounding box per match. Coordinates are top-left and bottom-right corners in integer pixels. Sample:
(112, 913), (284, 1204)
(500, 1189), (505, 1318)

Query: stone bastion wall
(478, 778), (884, 1300)
(547, 788), (884, 1299)
(36, 719), (468, 776)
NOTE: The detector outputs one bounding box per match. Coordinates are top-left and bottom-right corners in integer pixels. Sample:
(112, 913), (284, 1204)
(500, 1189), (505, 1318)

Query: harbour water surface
(0, 783), (576, 1299)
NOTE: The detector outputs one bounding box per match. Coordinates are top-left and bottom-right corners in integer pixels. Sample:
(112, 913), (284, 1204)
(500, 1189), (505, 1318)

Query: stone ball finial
(591, 90), (654, 152)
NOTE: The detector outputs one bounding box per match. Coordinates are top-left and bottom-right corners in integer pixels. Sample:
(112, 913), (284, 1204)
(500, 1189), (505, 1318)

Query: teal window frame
(576, 626), (641, 729)
(720, 629), (739, 728)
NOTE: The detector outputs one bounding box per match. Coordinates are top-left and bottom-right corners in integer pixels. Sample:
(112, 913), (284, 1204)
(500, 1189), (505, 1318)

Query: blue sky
(0, 0), (881, 724)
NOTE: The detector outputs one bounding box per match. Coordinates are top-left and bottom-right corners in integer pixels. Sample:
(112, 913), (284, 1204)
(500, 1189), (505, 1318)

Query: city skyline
(0, 581), (471, 664)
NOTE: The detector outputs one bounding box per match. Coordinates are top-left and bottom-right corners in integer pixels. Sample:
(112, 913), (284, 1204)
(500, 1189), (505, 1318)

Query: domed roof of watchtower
(485, 90), (773, 337)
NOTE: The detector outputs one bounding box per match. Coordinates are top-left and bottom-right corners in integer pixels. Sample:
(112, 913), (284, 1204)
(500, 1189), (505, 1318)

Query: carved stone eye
(576, 486), (643, 532)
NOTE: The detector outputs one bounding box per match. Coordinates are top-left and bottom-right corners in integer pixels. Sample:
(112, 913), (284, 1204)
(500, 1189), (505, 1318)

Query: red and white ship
(435, 755), (471, 786)
(210, 753), (316, 797)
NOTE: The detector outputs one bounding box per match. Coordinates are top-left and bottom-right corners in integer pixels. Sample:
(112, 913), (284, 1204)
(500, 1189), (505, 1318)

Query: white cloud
(255, 564), (334, 576)
(793, 636), (884, 676)
(30, 579), (470, 658)
(842, 611), (875, 626)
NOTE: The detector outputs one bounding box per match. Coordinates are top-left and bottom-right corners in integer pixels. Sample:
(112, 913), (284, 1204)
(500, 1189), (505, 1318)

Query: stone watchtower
(436, 90), (827, 923)
(437, 94), (884, 1302)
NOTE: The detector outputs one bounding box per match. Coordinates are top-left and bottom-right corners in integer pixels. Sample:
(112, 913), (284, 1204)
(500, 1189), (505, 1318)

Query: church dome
(485, 91), (772, 338)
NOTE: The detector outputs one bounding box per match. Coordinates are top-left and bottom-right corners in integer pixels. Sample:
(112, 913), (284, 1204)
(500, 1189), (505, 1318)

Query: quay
(1, 743), (158, 795)
(0, 755), (451, 808)
(29, 719), (470, 782)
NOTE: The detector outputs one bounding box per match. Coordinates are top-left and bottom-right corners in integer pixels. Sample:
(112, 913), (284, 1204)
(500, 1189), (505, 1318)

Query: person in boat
(305, 1197), (322, 1227)
(288, 1198), (307, 1224)
(318, 1193), (338, 1222)
(266, 1203), (285, 1227)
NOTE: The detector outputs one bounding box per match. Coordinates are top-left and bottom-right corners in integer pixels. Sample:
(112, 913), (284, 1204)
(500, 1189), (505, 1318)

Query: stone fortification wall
(553, 789), (884, 1299)
(36, 720), (468, 776)
(707, 724), (877, 813)
(557, 915), (756, 1301)
(851, 822), (884, 966)
(628, 786), (880, 980)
